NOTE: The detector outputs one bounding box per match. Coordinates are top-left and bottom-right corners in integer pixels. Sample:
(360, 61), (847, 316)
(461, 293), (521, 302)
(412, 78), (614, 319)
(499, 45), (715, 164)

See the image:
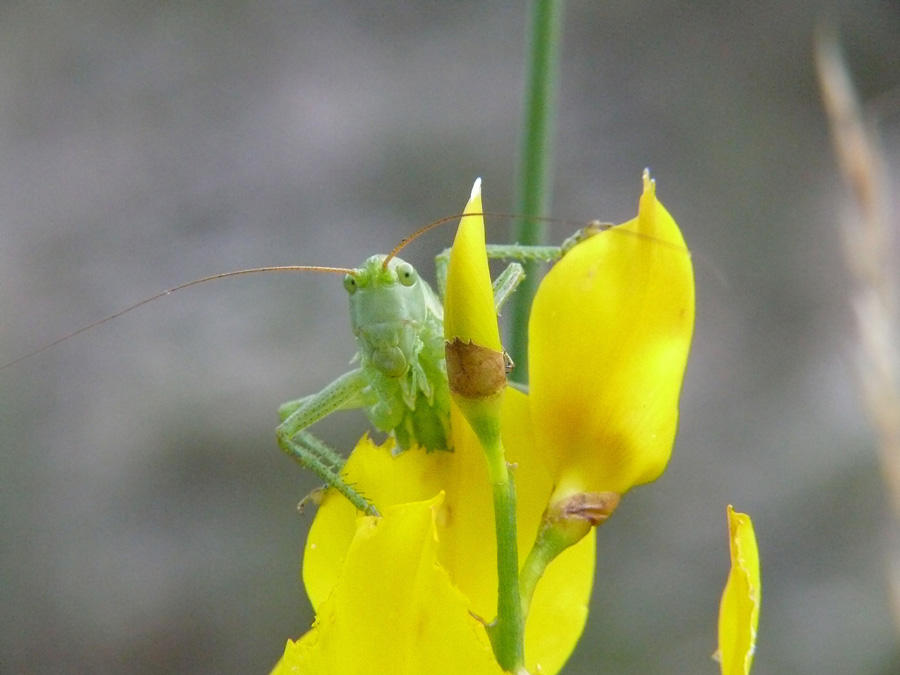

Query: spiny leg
(559, 221), (614, 254)
(282, 430), (379, 516)
(277, 368), (380, 516)
(485, 243), (564, 262)
(284, 428), (346, 474)
(279, 384), (374, 421)
(433, 221), (617, 295)
(490, 263), (525, 313)
(435, 243), (563, 302)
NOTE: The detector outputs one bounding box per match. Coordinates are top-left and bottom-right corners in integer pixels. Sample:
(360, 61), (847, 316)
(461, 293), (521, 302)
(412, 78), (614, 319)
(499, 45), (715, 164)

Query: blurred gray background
(1, 1), (899, 673)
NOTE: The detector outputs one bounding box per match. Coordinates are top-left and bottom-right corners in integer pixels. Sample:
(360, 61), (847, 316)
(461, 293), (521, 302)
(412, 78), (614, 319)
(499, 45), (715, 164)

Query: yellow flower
(272, 495), (503, 675)
(275, 391), (595, 675)
(717, 506), (761, 675)
(273, 181), (594, 674)
(272, 175), (693, 673)
(529, 171), (695, 502)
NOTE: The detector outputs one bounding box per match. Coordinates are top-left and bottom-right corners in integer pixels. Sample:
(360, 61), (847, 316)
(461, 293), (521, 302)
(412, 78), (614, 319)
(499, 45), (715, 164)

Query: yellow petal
(443, 178), (502, 351)
(301, 389), (595, 675)
(717, 506), (761, 675)
(529, 172), (695, 498)
(273, 495), (503, 675)
(302, 436), (449, 611)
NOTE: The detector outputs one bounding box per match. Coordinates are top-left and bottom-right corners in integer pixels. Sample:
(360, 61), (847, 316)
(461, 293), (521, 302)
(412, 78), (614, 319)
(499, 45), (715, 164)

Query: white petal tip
(470, 177), (482, 201)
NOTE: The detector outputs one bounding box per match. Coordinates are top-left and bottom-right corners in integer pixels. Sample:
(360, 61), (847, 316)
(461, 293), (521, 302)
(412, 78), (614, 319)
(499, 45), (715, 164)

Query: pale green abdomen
(361, 317), (450, 452)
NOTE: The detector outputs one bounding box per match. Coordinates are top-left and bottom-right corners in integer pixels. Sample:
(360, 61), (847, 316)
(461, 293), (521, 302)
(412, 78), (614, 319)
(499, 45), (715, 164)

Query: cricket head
(344, 255), (432, 378)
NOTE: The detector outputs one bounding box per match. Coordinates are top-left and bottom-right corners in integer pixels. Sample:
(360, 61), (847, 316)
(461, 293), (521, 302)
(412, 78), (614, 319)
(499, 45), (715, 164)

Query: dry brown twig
(815, 27), (900, 629)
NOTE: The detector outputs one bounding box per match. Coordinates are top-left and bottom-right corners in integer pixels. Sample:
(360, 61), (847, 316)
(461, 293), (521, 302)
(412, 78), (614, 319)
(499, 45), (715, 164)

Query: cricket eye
(396, 262), (417, 287)
(343, 273), (358, 294)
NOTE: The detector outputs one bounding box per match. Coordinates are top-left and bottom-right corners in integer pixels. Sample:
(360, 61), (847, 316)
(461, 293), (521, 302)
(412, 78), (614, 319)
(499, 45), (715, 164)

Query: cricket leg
(281, 430), (378, 516)
(434, 243), (562, 303)
(276, 368), (380, 516)
(490, 263), (525, 313)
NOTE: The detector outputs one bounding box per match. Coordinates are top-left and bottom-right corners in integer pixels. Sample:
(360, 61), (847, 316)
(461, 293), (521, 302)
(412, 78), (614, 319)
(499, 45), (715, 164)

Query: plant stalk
(508, 0), (565, 383)
(478, 424), (525, 672)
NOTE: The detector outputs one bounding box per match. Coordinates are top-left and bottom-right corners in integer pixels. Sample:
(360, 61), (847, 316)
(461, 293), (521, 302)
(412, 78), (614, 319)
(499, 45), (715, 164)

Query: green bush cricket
(2, 179), (685, 517)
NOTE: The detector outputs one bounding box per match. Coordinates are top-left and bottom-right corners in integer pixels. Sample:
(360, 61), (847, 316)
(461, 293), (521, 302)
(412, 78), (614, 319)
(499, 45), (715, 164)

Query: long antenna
(382, 211), (593, 268)
(1, 265), (352, 372)
(5, 210), (701, 372)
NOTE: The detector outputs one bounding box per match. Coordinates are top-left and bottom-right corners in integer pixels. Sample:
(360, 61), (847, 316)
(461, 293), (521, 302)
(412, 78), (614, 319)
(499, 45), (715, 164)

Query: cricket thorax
(359, 320), (419, 378)
(343, 255), (451, 452)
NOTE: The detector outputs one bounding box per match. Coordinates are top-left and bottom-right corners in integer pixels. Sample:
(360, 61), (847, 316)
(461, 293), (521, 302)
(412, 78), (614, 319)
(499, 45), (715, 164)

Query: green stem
(520, 492), (618, 626)
(476, 423), (524, 673)
(508, 0), (565, 384)
(519, 519), (577, 621)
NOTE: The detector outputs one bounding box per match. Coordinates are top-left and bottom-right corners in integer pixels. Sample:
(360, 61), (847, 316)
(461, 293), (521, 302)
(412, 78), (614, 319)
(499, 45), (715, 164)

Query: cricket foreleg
(281, 431), (379, 517)
(433, 256), (524, 312)
(278, 388), (373, 421)
(276, 368), (380, 516)
(491, 263), (525, 313)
